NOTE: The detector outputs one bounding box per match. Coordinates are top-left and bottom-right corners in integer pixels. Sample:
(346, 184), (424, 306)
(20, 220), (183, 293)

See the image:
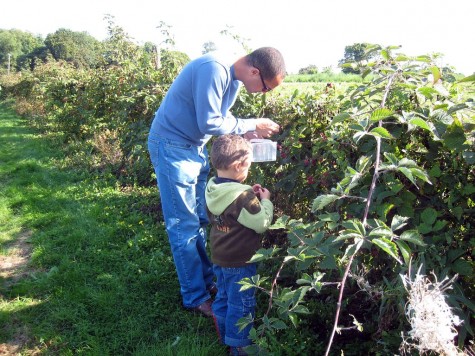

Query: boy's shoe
(229, 346), (248, 355)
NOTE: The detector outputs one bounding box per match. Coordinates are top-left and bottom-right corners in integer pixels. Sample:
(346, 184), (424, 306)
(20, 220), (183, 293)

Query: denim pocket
(164, 138), (192, 150)
(242, 294), (256, 309)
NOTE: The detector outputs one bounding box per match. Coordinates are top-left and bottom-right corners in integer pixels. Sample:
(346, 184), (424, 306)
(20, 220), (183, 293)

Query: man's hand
(254, 118), (280, 138)
(243, 131), (261, 140)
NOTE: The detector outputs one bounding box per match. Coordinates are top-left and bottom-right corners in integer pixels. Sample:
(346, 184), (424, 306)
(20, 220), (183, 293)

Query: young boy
(205, 134), (274, 355)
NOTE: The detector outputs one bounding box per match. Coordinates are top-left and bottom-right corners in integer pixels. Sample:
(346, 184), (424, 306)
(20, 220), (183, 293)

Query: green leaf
(296, 273), (312, 285)
(370, 108), (393, 122)
(356, 155), (372, 172)
(399, 158), (417, 167)
(312, 194), (339, 211)
(410, 168), (432, 184)
(372, 238), (402, 264)
(292, 305), (311, 314)
(369, 227), (393, 238)
(409, 117), (431, 131)
(239, 283), (256, 291)
(421, 208), (437, 225)
(398, 167), (416, 186)
(270, 216), (290, 229)
(443, 121), (468, 152)
(347, 219), (366, 235)
(400, 230), (426, 246)
(337, 231), (364, 241)
(462, 151), (475, 164)
(429, 165), (442, 178)
(433, 82), (449, 96)
(418, 223), (432, 234)
(376, 203), (395, 220)
(248, 247), (280, 263)
(416, 55), (431, 62)
(448, 248), (466, 263)
(332, 112), (351, 123)
(271, 319), (288, 330)
(391, 215), (410, 231)
(384, 152), (399, 165)
(429, 66), (441, 83)
(447, 103), (468, 115)
(248, 252), (266, 263)
(395, 240), (411, 265)
(457, 74), (475, 83)
(353, 131), (366, 143)
(369, 127), (394, 139)
(288, 313), (299, 328)
(316, 213), (340, 222)
(236, 315), (254, 332)
(343, 239), (363, 259)
(452, 258), (473, 276)
(463, 184), (475, 195)
(451, 206), (463, 220)
(418, 86), (438, 99)
(319, 255), (337, 270)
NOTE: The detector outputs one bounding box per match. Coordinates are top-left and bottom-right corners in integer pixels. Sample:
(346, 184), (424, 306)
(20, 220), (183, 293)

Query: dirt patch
(0, 230), (33, 285)
(0, 230), (38, 355)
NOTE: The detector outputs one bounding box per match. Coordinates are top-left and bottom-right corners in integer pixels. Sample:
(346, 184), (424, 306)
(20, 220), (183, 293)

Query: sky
(1, 0), (474, 75)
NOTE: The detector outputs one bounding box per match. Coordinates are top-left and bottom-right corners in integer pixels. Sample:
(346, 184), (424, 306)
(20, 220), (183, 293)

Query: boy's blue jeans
(148, 132), (214, 308)
(212, 264), (257, 347)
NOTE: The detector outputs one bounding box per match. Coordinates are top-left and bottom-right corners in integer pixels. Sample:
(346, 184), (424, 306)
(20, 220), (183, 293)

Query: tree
(202, 41), (217, 54)
(17, 45), (52, 71)
(298, 64), (319, 75)
(44, 29), (103, 68)
(339, 42), (378, 74)
(0, 29), (43, 71)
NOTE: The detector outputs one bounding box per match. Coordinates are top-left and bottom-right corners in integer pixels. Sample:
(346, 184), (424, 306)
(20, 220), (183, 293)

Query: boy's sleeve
(237, 192), (274, 234)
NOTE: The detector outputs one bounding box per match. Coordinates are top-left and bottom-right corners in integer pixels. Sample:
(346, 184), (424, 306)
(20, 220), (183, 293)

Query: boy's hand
(259, 188), (271, 200)
(252, 184), (271, 200)
(252, 184), (262, 192)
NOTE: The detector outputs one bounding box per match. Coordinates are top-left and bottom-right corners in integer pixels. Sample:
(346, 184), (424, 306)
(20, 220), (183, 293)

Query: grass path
(0, 103), (223, 355)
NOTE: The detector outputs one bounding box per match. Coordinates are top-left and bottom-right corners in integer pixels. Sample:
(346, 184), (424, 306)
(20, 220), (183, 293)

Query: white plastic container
(250, 139), (277, 162)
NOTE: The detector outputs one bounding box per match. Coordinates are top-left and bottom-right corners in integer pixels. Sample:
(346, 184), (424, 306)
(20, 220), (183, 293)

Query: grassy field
(0, 103), (225, 355)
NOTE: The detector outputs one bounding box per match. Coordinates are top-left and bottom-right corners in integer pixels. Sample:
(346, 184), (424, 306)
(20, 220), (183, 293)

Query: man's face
(244, 69), (284, 94)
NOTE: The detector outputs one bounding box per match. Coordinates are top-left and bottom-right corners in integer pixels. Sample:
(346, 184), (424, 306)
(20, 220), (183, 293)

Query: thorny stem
(324, 72), (399, 356)
(362, 73), (396, 225)
(259, 229), (314, 337)
(324, 252), (356, 356)
(258, 259), (286, 338)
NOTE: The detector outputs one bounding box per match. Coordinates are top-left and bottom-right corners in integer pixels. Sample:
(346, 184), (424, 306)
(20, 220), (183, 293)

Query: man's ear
(250, 66), (259, 78)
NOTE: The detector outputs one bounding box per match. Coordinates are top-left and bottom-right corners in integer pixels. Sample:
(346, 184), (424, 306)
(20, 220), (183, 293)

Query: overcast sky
(1, 0), (474, 75)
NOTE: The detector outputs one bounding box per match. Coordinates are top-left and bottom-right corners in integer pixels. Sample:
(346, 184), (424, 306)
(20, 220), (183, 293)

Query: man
(147, 47), (285, 317)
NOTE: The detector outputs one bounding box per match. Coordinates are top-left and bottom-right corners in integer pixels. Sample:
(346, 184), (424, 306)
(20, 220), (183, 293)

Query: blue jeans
(212, 264), (257, 347)
(148, 131), (214, 308)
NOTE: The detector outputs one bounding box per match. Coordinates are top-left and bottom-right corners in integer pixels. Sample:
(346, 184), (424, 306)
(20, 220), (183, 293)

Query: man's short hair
(210, 134), (252, 170)
(246, 47), (286, 81)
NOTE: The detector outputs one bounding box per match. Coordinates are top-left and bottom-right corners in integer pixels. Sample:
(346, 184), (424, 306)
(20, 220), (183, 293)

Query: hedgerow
(1, 22), (473, 355)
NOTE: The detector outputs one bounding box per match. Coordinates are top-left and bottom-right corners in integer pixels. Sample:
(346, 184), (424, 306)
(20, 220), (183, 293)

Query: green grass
(0, 103), (226, 355)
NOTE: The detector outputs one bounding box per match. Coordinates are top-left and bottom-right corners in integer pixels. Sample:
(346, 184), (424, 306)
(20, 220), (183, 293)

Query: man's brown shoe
(208, 285), (218, 297)
(189, 299), (213, 317)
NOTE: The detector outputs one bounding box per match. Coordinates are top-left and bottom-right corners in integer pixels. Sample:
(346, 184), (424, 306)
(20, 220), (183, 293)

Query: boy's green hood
(205, 177), (252, 215)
